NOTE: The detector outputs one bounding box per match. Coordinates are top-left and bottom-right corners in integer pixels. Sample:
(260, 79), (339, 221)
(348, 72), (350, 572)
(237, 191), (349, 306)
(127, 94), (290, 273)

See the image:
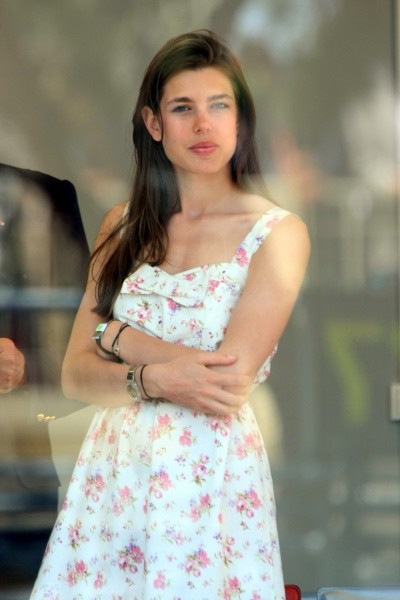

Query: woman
(31, 30), (310, 599)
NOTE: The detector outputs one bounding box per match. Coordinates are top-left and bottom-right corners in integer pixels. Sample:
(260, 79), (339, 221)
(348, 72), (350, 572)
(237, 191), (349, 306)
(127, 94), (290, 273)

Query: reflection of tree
(264, 0), (393, 174)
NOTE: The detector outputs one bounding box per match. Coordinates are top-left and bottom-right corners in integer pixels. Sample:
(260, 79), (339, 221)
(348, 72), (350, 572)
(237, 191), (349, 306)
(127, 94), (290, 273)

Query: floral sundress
(30, 206), (289, 600)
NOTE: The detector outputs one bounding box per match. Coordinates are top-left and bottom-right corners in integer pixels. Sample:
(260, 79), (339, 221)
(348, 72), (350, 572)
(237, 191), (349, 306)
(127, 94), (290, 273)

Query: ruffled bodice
(114, 206), (290, 384)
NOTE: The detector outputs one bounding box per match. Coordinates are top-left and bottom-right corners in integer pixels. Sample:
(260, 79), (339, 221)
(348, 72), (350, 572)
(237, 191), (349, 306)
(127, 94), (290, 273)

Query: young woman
(31, 30), (310, 599)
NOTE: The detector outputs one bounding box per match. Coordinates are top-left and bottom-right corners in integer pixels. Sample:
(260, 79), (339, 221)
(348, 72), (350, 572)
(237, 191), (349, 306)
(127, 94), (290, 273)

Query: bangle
(126, 365), (142, 402)
(92, 321), (117, 356)
(111, 322), (130, 360)
(139, 364), (160, 401)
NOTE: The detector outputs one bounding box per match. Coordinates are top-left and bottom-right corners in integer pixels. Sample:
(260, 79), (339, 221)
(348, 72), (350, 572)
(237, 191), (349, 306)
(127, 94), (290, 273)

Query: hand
(144, 352), (251, 416)
(0, 338), (25, 394)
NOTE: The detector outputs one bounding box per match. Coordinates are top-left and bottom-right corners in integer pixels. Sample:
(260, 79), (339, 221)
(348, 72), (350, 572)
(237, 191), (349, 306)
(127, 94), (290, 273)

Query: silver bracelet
(92, 321), (117, 356)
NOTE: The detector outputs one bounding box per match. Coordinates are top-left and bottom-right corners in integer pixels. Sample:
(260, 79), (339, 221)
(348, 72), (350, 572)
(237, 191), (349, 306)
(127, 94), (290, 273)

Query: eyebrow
(166, 93), (234, 106)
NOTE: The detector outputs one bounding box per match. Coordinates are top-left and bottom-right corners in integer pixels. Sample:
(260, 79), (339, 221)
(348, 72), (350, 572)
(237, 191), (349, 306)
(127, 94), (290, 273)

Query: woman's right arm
(61, 204), (246, 411)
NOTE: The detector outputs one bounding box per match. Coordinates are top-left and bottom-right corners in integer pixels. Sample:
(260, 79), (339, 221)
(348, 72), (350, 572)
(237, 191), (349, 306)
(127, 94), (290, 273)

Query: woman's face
(143, 67), (238, 180)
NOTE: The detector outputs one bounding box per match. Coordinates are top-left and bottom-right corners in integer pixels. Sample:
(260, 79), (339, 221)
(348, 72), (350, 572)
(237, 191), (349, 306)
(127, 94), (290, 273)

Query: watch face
(127, 381), (139, 401)
(93, 323), (107, 339)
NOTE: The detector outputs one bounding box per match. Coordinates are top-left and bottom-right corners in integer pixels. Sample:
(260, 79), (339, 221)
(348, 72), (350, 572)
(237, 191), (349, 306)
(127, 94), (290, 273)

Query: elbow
(61, 358), (78, 400)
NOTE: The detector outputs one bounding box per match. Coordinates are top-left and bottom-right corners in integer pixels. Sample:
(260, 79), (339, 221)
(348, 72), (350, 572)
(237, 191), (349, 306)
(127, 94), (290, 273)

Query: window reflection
(0, 165), (88, 588)
(0, 0), (398, 594)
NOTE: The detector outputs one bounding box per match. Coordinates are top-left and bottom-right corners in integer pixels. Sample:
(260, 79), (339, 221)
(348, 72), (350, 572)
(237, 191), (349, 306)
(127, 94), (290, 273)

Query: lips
(189, 141), (218, 156)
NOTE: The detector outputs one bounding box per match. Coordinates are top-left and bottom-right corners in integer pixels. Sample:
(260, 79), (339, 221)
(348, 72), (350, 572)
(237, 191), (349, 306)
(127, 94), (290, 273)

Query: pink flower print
(84, 472), (106, 502)
(208, 415), (232, 436)
(179, 427), (193, 446)
(189, 493), (213, 522)
(167, 298), (180, 312)
(229, 577), (240, 591)
(252, 594), (262, 600)
(100, 526), (114, 542)
(190, 506), (201, 522)
(257, 537), (278, 565)
(117, 542), (144, 574)
(134, 301), (152, 327)
(223, 576), (244, 599)
(89, 418), (108, 441)
(94, 570), (105, 589)
(188, 318), (199, 331)
(112, 500), (123, 517)
(66, 560), (90, 587)
(164, 525), (187, 546)
(68, 519), (88, 549)
(159, 414), (170, 426)
(234, 488), (262, 518)
(266, 215), (280, 228)
(149, 468), (173, 499)
(235, 431), (263, 460)
(222, 536), (242, 566)
(235, 246), (249, 266)
(208, 279), (220, 293)
(108, 428), (116, 444)
(112, 485), (135, 516)
(200, 492), (211, 507)
(184, 548), (211, 577)
(149, 413), (174, 440)
(126, 275), (145, 292)
(153, 570), (167, 589)
(183, 272), (196, 281)
(191, 454), (213, 485)
(119, 485), (132, 501)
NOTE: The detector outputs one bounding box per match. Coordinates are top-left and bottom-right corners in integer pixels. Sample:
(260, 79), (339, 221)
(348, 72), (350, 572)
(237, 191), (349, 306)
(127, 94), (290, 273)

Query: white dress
(30, 206), (289, 600)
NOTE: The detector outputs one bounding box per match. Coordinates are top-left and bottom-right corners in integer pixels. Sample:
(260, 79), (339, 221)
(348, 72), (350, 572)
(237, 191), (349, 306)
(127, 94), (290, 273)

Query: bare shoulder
(236, 192), (275, 214)
(93, 201), (127, 248)
(271, 210), (310, 243)
(100, 201), (128, 235)
(254, 209), (310, 272)
(236, 192), (291, 220)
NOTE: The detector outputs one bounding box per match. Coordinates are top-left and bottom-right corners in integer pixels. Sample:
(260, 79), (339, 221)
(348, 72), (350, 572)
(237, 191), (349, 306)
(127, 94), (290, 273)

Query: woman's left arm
(214, 214), (310, 395)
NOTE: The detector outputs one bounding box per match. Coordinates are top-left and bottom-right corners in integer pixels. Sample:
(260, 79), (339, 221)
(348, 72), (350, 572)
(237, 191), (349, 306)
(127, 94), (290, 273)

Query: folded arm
(61, 204), (247, 413)
(140, 213), (310, 404)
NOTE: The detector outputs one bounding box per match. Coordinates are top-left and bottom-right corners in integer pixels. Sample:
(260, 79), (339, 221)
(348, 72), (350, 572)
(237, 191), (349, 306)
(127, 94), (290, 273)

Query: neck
(177, 171), (238, 218)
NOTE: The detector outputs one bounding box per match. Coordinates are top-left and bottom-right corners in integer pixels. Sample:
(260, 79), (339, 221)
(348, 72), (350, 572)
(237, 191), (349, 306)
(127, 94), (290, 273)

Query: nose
(193, 110), (212, 133)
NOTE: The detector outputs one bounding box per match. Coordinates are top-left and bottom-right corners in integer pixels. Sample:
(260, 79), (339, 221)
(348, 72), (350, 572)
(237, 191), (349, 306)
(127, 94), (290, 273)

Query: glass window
(0, 0), (399, 595)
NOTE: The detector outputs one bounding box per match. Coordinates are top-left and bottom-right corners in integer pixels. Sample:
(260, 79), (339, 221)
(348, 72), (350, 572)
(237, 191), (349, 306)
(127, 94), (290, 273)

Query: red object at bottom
(285, 584), (302, 600)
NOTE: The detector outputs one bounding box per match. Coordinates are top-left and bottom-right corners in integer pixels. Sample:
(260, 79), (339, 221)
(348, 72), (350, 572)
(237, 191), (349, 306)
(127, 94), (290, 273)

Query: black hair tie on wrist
(139, 364), (159, 401)
(111, 322), (130, 361)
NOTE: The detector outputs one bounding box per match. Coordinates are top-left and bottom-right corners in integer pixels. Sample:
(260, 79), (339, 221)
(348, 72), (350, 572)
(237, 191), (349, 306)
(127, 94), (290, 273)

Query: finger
(196, 352), (237, 367)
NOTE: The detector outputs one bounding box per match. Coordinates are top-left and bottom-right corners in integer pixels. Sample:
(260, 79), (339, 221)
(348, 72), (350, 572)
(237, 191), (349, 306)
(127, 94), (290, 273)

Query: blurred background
(0, 0), (399, 596)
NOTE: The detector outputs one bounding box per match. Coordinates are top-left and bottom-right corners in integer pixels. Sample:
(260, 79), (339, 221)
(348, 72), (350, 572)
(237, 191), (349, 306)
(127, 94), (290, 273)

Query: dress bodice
(114, 206), (290, 384)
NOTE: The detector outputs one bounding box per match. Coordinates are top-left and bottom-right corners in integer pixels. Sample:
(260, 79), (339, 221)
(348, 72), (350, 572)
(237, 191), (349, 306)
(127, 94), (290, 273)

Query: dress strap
(233, 206), (291, 264)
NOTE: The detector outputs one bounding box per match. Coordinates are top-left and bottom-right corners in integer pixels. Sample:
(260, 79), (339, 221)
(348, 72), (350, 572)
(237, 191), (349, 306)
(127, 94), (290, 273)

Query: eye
(211, 102), (229, 109)
(171, 105), (191, 113)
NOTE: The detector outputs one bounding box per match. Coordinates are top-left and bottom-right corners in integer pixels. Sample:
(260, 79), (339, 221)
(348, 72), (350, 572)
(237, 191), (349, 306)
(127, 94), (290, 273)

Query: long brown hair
(93, 29), (265, 318)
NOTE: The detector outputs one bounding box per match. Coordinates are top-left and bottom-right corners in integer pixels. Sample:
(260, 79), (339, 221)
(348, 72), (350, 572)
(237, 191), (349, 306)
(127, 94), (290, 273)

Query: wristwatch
(126, 365), (142, 402)
(93, 322), (114, 356)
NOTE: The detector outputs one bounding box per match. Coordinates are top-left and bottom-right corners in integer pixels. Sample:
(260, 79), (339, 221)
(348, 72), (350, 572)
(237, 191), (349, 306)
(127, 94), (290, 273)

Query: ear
(141, 106), (162, 142)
